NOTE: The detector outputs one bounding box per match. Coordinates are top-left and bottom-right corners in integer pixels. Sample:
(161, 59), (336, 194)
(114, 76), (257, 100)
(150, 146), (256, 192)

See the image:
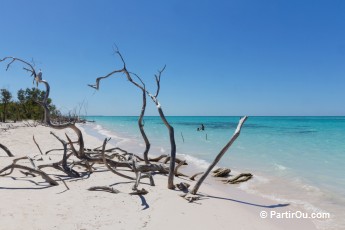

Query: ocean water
(81, 116), (345, 230)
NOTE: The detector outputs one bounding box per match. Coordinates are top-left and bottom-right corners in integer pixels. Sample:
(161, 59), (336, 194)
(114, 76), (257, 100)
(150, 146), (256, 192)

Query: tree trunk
(138, 90), (150, 164)
(157, 106), (176, 189)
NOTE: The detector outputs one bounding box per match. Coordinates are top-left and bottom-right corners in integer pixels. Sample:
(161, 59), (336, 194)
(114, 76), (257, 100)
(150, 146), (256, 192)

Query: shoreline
(79, 121), (321, 229)
(1, 121), (318, 229)
(81, 116), (345, 230)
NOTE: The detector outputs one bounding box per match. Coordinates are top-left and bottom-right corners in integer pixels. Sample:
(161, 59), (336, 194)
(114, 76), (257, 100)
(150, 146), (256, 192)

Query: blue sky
(0, 0), (344, 116)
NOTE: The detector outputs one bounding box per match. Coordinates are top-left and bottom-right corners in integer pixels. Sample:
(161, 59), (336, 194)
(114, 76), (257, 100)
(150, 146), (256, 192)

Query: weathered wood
(163, 156), (170, 164)
(100, 139), (136, 180)
(88, 186), (120, 193)
(212, 167), (231, 177)
(156, 107), (176, 189)
(0, 143), (14, 157)
(222, 173), (253, 184)
(163, 156), (188, 165)
(0, 164), (58, 186)
(176, 182), (190, 192)
(129, 188), (148, 195)
(180, 193), (200, 202)
(136, 76), (150, 164)
(19, 170), (36, 177)
(190, 116), (248, 195)
(174, 160), (187, 177)
(58, 177), (70, 190)
(189, 172), (204, 181)
(149, 154), (168, 162)
(50, 131), (80, 177)
(88, 50), (176, 189)
(33, 135), (44, 155)
(135, 163), (169, 174)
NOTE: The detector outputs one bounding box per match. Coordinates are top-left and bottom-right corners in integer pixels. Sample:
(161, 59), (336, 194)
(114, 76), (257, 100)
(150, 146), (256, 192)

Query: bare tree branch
(0, 163), (58, 186)
(33, 135), (44, 155)
(154, 65), (166, 98)
(0, 143), (14, 157)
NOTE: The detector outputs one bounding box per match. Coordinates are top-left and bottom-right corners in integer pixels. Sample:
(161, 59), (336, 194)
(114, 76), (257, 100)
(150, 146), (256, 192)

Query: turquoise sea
(81, 116), (345, 230)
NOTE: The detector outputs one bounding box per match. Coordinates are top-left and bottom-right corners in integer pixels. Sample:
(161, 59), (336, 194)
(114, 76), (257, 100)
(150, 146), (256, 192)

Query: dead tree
(89, 49), (177, 189)
(0, 57), (85, 159)
(189, 116), (248, 195)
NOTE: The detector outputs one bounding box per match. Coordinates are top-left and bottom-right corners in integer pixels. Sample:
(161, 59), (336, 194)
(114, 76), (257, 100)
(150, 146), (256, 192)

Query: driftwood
(132, 160), (155, 191)
(189, 172), (204, 181)
(222, 173), (253, 184)
(0, 143), (14, 157)
(20, 170), (36, 177)
(33, 135), (44, 155)
(176, 182), (190, 192)
(129, 188), (148, 195)
(88, 186), (120, 193)
(88, 186), (148, 195)
(0, 162), (58, 186)
(58, 177), (70, 190)
(189, 116), (248, 195)
(1, 55), (252, 204)
(174, 160), (190, 178)
(50, 131), (80, 177)
(180, 193), (200, 202)
(149, 154), (168, 162)
(212, 167), (231, 177)
(99, 139), (136, 181)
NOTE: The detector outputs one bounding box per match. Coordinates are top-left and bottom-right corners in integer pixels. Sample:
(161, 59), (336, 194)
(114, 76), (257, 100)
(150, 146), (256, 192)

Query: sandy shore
(0, 121), (317, 230)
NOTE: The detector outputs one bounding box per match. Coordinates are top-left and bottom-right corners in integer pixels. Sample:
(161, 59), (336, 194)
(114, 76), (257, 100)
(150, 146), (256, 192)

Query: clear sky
(0, 0), (344, 116)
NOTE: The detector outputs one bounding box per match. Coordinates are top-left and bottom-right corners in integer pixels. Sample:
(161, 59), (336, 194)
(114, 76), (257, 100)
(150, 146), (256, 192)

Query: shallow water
(82, 116), (345, 229)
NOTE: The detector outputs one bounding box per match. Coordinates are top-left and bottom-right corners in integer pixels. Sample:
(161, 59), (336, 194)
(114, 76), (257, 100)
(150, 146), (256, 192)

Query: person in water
(197, 124), (205, 131)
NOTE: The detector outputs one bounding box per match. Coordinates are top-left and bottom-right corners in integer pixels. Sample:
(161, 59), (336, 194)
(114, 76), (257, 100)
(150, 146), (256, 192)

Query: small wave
(178, 153), (210, 169)
(273, 163), (287, 171)
(237, 173), (338, 230)
(237, 174), (269, 192)
(84, 122), (131, 146)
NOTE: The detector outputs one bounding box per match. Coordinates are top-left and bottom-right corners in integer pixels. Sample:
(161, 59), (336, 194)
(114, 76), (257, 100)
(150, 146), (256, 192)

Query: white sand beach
(0, 122), (317, 230)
